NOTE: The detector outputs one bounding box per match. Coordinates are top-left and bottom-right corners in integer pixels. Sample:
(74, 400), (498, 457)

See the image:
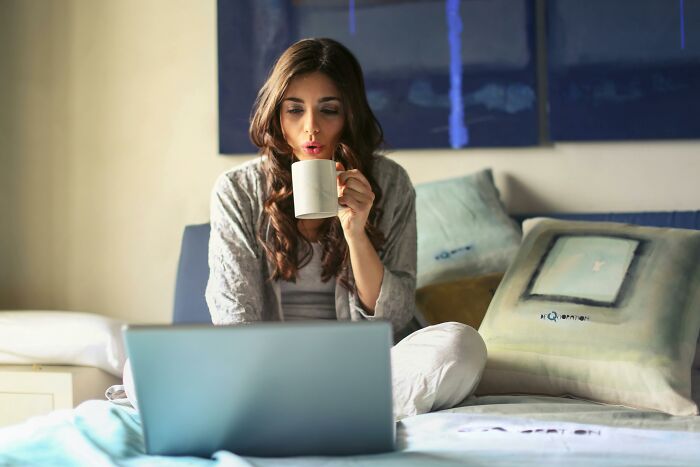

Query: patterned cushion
(477, 218), (700, 415)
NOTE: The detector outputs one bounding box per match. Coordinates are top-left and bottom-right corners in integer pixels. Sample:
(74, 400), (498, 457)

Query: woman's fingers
(341, 177), (372, 195)
(338, 169), (371, 191)
(339, 186), (374, 210)
(336, 168), (374, 217)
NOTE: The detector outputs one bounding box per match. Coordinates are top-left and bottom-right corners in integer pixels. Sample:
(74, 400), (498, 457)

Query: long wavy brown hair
(249, 38), (386, 288)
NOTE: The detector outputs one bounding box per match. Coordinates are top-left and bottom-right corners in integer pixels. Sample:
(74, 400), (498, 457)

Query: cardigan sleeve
(205, 170), (266, 325)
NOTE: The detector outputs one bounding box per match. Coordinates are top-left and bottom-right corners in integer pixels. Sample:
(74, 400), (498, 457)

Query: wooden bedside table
(0, 364), (121, 427)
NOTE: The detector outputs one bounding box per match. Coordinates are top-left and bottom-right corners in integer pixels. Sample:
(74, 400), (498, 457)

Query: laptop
(123, 321), (395, 458)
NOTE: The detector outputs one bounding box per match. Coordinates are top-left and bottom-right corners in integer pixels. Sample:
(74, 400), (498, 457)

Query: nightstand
(0, 364), (120, 427)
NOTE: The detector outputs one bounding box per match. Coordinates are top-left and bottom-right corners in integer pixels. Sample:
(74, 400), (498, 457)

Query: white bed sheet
(2, 394), (700, 466)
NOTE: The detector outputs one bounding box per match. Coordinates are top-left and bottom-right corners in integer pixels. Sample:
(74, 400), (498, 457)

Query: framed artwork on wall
(217, 0), (540, 154)
(547, 0), (700, 141)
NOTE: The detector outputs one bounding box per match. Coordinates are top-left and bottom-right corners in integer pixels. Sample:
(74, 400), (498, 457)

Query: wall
(1, 0), (698, 324)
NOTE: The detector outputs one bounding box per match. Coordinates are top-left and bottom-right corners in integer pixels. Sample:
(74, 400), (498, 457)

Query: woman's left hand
(336, 161), (374, 241)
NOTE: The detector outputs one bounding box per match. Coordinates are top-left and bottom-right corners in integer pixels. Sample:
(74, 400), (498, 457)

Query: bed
(1, 394), (700, 465)
(1, 168), (699, 466)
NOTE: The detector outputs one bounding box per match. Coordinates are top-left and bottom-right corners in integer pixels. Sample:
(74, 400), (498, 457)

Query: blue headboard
(172, 223), (211, 324)
(173, 211), (700, 324)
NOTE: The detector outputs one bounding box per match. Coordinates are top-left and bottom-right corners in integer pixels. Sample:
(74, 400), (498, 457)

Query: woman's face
(280, 71), (345, 161)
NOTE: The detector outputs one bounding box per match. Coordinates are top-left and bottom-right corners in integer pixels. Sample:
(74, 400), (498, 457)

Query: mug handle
(336, 170), (345, 211)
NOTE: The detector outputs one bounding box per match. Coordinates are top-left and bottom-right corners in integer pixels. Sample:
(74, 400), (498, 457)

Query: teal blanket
(2, 397), (700, 466)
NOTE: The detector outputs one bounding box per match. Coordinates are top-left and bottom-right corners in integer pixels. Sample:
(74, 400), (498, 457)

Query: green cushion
(416, 273), (503, 329)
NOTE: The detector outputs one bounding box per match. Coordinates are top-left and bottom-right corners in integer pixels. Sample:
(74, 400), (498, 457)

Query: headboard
(173, 211), (700, 324)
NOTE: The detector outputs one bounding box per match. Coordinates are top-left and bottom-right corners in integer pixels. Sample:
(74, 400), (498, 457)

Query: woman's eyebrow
(282, 96), (341, 103)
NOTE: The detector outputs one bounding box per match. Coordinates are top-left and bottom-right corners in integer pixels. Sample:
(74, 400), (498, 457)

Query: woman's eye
(286, 107), (303, 115)
(321, 107), (340, 115)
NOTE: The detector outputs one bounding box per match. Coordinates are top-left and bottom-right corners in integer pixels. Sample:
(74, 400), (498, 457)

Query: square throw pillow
(414, 169), (521, 289)
(416, 273), (503, 329)
(477, 218), (700, 416)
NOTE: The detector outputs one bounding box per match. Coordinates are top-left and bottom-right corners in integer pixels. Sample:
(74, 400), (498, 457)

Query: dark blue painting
(547, 0), (700, 141)
(218, 0), (539, 154)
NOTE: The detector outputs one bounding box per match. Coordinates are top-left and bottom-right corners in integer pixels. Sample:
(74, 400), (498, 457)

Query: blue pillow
(415, 169), (521, 289)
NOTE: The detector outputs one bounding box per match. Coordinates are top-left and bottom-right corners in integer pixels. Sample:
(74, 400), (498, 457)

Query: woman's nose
(304, 113), (319, 136)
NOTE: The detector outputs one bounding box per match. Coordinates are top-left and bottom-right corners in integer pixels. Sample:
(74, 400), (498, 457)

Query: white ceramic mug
(291, 159), (341, 219)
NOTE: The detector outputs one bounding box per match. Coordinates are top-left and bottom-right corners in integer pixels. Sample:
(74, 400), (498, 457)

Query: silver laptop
(123, 321), (395, 458)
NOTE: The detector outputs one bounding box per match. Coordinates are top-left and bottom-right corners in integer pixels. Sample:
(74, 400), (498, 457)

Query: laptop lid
(123, 321), (395, 458)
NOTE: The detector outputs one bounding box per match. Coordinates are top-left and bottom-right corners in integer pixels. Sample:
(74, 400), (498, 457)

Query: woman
(205, 38), (417, 338)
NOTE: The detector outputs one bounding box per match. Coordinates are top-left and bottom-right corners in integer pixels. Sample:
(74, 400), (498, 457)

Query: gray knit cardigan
(205, 155), (417, 336)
